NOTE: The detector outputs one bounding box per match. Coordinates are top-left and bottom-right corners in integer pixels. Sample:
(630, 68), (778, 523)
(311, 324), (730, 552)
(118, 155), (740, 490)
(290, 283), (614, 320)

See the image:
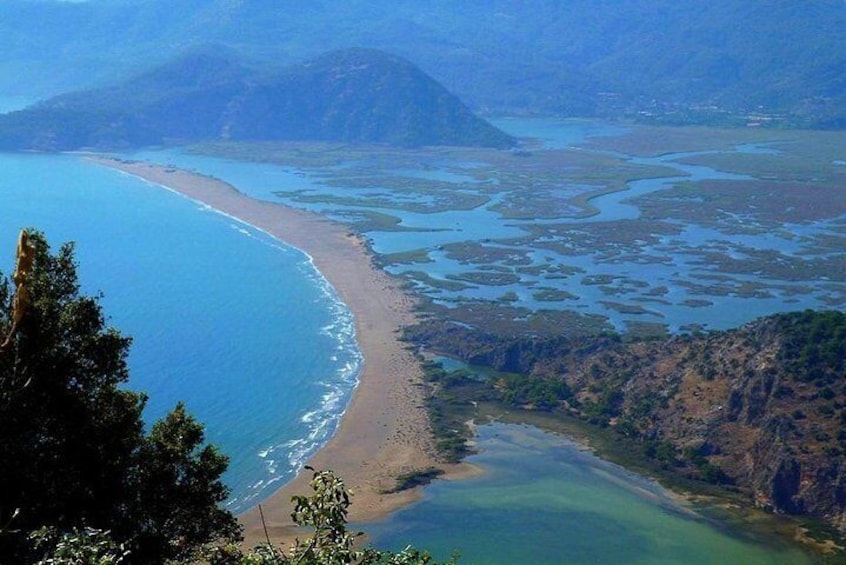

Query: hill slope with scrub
(410, 310), (846, 537)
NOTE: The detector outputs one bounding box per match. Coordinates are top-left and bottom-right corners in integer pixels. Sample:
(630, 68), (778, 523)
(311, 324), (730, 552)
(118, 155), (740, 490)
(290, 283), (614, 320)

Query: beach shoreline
(88, 156), (479, 548)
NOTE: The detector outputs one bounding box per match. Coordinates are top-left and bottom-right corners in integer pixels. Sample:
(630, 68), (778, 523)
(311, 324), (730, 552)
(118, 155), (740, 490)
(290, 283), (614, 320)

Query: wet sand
(89, 156), (478, 548)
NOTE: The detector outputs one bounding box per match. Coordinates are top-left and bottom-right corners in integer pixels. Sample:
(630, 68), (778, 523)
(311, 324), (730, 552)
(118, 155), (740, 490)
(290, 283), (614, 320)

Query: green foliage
(424, 364), (483, 463)
(3, 233), (454, 564)
(612, 391), (671, 439)
(627, 392), (666, 422)
(285, 468), (458, 564)
(776, 310), (846, 382)
(497, 373), (572, 411)
(131, 403), (241, 563)
(681, 446), (731, 485)
(426, 400), (472, 464)
(644, 440), (679, 470)
(425, 366), (474, 388)
(0, 231), (239, 563)
(384, 468), (445, 494)
(582, 388), (624, 426)
(287, 468), (360, 564)
(29, 527), (130, 565)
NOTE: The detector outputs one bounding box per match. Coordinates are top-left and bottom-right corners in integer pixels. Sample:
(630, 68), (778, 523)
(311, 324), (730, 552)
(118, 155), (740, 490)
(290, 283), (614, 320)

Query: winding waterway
(570, 151), (753, 224)
(128, 128), (844, 334)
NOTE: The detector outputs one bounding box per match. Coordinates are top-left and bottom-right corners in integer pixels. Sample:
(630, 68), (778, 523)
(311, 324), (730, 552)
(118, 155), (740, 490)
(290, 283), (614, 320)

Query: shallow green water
(365, 423), (817, 564)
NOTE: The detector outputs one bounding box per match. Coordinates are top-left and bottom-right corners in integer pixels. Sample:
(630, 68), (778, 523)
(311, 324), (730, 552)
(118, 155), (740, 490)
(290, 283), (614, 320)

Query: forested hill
(0, 48), (514, 151)
(1, 0), (846, 127)
(409, 310), (846, 536)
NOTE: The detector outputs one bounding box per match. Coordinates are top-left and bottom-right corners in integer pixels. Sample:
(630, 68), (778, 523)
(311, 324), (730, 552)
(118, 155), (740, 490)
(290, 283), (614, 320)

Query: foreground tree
(0, 231), (240, 563)
(1, 231), (455, 564)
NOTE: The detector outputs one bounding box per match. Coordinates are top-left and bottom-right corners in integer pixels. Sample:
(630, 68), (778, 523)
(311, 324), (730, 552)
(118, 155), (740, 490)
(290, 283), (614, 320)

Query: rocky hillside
(410, 310), (846, 534)
(0, 48), (514, 151)
(220, 49), (514, 148)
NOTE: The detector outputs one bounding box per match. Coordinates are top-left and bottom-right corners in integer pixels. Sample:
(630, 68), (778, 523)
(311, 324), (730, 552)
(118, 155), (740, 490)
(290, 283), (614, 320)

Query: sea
(0, 100), (824, 561)
(0, 151), (362, 513)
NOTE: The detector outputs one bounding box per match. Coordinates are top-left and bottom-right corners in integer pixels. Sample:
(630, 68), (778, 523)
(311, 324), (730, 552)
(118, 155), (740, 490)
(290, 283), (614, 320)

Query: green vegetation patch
(377, 248), (434, 267)
(327, 209), (429, 233)
(383, 467), (446, 494)
(676, 133), (846, 185)
(775, 310), (846, 382)
(623, 321), (670, 340)
(636, 179), (846, 228)
(581, 125), (790, 157)
(446, 271), (521, 286)
(417, 301), (613, 339)
(403, 271), (474, 292)
(599, 301), (664, 317)
(442, 241), (532, 267)
(533, 288), (580, 302)
(682, 299), (714, 308)
(517, 219), (682, 258)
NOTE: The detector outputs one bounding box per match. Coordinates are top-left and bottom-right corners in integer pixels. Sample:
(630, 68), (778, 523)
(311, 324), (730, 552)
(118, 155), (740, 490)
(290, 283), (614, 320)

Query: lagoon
(128, 119), (845, 334)
(366, 423), (816, 564)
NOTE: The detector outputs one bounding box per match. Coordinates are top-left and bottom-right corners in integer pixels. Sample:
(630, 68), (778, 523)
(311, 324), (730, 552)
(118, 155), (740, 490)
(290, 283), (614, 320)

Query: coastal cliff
(409, 310), (846, 536)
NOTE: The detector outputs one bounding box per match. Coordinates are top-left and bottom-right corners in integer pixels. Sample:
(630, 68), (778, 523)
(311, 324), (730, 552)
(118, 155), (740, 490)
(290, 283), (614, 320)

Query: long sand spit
(89, 156), (478, 547)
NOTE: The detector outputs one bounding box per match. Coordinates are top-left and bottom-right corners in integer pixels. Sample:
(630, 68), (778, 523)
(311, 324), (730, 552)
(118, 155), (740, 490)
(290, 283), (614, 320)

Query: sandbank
(88, 156), (478, 548)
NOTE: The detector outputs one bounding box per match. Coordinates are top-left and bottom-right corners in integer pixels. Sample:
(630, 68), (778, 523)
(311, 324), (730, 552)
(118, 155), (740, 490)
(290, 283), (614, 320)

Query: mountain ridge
(0, 48), (515, 150)
(1, 1), (845, 127)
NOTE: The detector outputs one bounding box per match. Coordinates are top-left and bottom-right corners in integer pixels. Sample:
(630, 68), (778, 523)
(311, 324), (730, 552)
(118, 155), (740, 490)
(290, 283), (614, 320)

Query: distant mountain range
(0, 48), (515, 150)
(1, 0), (845, 128)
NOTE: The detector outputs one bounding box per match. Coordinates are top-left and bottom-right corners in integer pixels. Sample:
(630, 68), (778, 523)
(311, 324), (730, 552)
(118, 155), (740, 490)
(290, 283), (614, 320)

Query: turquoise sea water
(0, 152), (361, 512)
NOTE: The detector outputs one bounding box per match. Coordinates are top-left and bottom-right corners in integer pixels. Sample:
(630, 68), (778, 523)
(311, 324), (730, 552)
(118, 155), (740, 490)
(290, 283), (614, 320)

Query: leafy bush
(29, 527), (129, 565)
(777, 310), (846, 382)
(497, 373), (572, 410)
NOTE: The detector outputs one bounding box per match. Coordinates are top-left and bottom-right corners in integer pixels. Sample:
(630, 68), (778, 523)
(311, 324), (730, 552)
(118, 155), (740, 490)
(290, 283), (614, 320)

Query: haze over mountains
(0, 48), (515, 150)
(2, 0), (846, 127)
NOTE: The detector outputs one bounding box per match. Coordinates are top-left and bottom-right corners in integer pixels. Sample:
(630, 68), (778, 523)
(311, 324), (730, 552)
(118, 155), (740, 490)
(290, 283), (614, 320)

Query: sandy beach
(89, 156), (476, 548)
